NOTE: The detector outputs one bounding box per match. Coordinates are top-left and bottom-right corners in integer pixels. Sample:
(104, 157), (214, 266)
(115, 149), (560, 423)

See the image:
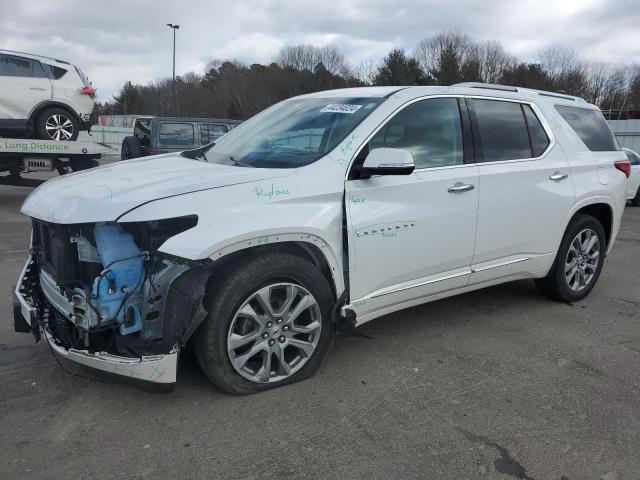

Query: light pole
(166, 23), (180, 114)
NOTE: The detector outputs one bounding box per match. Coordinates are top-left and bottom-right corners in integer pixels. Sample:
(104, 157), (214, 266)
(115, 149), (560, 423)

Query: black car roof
(144, 117), (242, 124)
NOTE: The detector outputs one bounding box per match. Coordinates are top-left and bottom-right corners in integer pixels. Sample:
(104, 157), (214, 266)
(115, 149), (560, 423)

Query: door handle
(29, 87), (47, 91)
(448, 182), (475, 193)
(549, 172), (568, 181)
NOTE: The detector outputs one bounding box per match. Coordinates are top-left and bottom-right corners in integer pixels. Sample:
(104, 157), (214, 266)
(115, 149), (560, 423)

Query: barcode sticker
(320, 104), (363, 114)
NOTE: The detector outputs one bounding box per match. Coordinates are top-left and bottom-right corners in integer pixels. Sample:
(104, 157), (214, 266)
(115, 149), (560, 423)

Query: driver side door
(345, 97), (480, 323)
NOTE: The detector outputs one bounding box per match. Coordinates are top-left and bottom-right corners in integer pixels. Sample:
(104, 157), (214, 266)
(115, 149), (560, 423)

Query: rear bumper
(13, 255), (178, 386)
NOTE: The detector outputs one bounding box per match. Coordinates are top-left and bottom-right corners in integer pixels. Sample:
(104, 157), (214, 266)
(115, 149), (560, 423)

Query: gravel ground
(1, 174), (639, 480)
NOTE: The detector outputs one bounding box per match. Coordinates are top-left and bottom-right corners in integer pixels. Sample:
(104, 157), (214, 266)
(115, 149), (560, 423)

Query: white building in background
(609, 120), (640, 153)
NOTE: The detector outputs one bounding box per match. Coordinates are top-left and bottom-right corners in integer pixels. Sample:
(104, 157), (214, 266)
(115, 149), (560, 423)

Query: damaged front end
(13, 215), (209, 390)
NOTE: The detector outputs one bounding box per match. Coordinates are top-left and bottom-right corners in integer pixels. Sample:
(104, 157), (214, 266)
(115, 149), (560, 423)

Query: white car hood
(21, 154), (294, 223)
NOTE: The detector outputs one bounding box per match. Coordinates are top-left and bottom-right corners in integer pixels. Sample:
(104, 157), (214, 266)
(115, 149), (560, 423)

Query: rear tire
(121, 136), (142, 160)
(194, 253), (335, 394)
(631, 188), (640, 207)
(535, 214), (606, 302)
(35, 108), (79, 141)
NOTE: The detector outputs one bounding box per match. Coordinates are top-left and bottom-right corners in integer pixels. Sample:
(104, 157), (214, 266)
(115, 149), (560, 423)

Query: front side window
(470, 99), (532, 162)
(201, 123), (228, 144)
(555, 105), (619, 152)
(368, 98), (464, 169)
(159, 123), (195, 146)
(204, 97), (384, 168)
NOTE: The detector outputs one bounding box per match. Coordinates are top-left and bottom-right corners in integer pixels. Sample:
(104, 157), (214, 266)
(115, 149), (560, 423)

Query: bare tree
(354, 58), (379, 85)
(479, 40), (515, 84)
(414, 30), (483, 85)
(277, 44), (352, 77)
(539, 45), (581, 80)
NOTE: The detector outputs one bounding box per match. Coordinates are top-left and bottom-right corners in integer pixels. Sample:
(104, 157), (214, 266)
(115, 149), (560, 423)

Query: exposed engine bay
(28, 215), (209, 359)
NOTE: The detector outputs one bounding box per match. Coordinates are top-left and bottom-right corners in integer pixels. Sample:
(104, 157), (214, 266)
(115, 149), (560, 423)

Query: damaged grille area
(29, 216), (209, 357)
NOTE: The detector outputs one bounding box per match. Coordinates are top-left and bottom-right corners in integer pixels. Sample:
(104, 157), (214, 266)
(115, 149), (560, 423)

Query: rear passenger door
(467, 98), (575, 284)
(0, 54), (51, 121)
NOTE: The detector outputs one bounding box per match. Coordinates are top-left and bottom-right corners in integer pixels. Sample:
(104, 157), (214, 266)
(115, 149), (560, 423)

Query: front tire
(195, 253), (335, 394)
(35, 108), (79, 141)
(535, 214), (606, 302)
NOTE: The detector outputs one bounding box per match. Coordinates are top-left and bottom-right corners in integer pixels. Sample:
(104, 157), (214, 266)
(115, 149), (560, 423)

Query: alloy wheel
(45, 114), (74, 140)
(227, 282), (322, 383)
(565, 228), (600, 292)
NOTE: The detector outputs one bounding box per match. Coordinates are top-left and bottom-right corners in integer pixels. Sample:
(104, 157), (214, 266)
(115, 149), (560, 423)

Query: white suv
(0, 50), (95, 141)
(13, 84), (630, 394)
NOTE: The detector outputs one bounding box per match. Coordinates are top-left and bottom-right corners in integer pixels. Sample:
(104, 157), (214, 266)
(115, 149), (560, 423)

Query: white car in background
(623, 148), (640, 206)
(14, 84), (630, 394)
(0, 49), (95, 141)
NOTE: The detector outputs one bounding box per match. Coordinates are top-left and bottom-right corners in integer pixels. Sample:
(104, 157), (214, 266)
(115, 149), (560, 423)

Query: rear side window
(555, 105), (619, 152)
(625, 150), (640, 165)
(522, 105), (550, 157)
(201, 123), (229, 144)
(158, 123), (195, 146)
(469, 99), (532, 162)
(0, 55), (39, 77)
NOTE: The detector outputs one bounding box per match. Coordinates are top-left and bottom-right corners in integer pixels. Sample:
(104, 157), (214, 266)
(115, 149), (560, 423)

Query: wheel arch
(28, 101), (81, 129)
(205, 235), (345, 299)
(565, 197), (615, 250)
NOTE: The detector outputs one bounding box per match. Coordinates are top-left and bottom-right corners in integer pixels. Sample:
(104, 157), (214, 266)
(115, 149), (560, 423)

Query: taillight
(81, 87), (96, 96)
(614, 160), (631, 178)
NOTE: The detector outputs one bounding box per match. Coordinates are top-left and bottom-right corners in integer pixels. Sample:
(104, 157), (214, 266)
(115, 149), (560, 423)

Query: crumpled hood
(21, 153), (294, 223)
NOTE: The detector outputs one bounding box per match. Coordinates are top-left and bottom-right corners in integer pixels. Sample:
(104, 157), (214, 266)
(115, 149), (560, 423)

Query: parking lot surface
(1, 177), (639, 480)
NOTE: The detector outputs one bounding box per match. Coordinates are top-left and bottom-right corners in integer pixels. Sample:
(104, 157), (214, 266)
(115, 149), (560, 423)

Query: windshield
(203, 97), (384, 168)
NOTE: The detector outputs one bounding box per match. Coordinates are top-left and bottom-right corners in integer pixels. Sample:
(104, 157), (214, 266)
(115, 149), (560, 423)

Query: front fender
(118, 176), (346, 294)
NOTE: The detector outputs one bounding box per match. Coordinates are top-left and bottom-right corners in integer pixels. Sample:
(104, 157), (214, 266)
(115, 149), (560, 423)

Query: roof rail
(537, 92), (576, 101)
(453, 82), (518, 92)
(0, 48), (70, 65)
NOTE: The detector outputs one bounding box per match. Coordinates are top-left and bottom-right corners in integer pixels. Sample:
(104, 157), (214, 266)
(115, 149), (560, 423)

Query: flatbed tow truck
(0, 137), (111, 187)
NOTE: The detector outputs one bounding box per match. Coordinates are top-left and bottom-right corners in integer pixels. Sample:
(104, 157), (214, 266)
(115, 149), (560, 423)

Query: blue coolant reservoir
(91, 223), (144, 335)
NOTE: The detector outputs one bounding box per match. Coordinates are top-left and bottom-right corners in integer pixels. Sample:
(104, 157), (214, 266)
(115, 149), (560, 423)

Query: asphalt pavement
(1, 173), (639, 479)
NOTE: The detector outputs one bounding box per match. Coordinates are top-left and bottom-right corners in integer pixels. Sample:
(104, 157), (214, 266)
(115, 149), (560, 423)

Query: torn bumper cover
(44, 330), (178, 384)
(13, 262), (178, 385)
(13, 246), (208, 388)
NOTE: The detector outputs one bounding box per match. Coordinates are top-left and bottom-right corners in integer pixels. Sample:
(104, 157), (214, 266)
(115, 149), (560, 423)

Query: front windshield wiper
(229, 155), (251, 167)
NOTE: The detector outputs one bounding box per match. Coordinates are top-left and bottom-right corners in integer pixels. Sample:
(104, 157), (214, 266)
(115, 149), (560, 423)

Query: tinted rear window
(555, 105), (619, 152)
(523, 105), (550, 157)
(0, 54), (47, 78)
(159, 123), (195, 146)
(470, 99), (532, 162)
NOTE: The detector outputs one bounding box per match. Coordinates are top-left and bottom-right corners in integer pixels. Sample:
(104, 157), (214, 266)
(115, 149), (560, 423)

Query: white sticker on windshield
(320, 104), (363, 114)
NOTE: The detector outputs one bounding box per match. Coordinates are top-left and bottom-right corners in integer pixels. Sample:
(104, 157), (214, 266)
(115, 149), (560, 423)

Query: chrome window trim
(344, 93), (556, 180)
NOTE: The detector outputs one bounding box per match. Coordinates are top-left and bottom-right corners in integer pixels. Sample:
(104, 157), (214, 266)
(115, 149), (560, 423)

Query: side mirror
(360, 148), (415, 176)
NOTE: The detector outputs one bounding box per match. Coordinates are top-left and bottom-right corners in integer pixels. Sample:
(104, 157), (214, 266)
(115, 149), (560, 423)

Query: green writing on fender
(254, 184), (291, 200)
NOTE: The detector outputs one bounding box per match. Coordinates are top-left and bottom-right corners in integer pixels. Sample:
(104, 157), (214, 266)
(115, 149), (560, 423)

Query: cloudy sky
(1, 0), (639, 101)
